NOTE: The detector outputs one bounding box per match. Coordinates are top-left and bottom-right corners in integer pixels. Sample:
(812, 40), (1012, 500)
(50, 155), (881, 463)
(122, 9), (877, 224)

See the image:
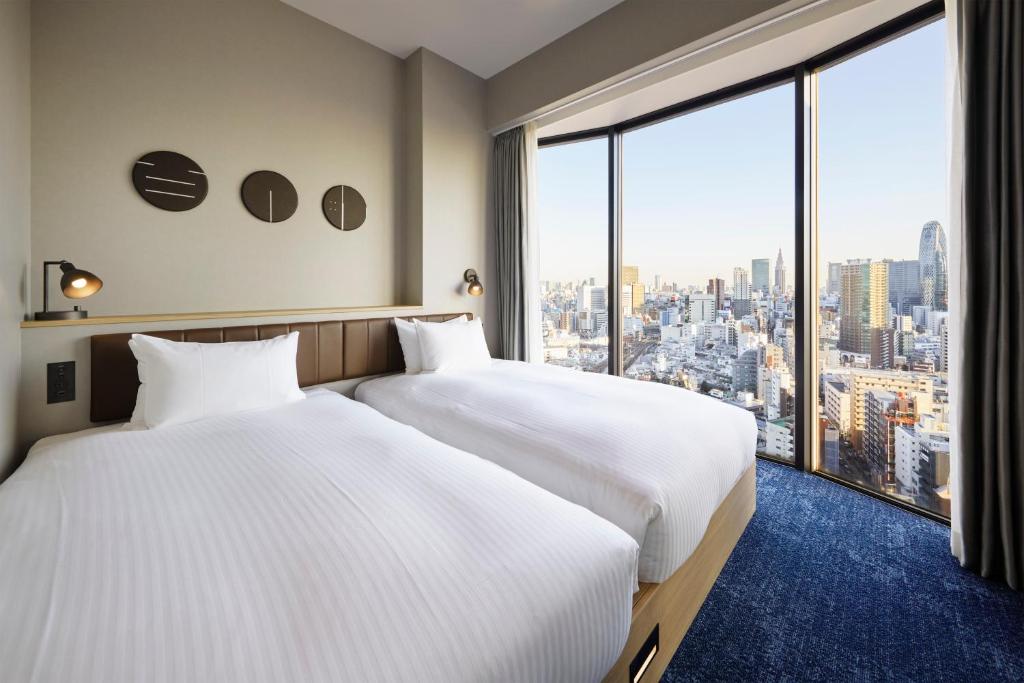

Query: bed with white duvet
(356, 360), (757, 584)
(0, 389), (639, 683)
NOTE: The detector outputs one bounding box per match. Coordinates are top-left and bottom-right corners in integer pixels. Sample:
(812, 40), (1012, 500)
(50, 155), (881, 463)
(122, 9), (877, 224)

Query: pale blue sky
(537, 18), (948, 288)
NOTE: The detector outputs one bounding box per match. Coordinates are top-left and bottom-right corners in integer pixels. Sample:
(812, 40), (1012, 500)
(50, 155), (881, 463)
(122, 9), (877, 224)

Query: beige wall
(416, 49), (494, 349)
(0, 0), (31, 479)
(486, 0), (793, 130)
(13, 8), (494, 457)
(31, 0), (406, 315)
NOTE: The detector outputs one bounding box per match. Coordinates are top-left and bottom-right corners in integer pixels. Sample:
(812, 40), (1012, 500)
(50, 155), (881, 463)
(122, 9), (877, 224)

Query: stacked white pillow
(394, 316), (466, 373)
(128, 332), (305, 429)
(393, 316), (492, 374)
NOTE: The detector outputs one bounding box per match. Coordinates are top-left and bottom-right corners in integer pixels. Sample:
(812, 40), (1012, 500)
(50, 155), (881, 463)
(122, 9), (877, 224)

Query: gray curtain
(959, 0), (1024, 590)
(493, 126), (528, 361)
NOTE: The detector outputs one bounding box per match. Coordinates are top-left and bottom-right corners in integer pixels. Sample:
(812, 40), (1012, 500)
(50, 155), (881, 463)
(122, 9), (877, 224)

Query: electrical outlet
(47, 361), (76, 404)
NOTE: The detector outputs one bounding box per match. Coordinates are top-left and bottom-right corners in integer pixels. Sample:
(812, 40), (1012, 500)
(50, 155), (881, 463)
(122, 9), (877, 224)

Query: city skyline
(536, 20), (946, 285)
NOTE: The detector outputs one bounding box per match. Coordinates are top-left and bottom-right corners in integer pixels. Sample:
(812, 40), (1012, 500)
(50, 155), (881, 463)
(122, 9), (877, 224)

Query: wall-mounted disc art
(241, 171), (298, 223)
(132, 151), (208, 211)
(322, 185), (367, 231)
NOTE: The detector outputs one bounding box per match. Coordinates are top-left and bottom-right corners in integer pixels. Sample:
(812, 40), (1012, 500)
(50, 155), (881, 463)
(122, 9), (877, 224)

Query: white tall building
(577, 285), (606, 313)
(733, 267), (751, 301)
(688, 293), (717, 323)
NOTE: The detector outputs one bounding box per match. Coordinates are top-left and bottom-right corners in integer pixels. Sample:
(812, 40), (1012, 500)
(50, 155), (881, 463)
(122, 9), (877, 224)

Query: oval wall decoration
(241, 171), (298, 223)
(322, 185), (367, 231)
(132, 151), (208, 211)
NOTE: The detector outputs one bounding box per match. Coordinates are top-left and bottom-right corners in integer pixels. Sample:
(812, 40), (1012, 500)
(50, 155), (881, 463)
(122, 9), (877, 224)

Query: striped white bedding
(356, 360), (757, 583)
(0, 390), (639, 683)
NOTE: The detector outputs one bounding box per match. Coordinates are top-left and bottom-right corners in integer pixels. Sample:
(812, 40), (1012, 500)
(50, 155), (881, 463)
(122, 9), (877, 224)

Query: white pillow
(415, 317), (491, 373)
(127, 332), (305, 429)
(394, 315), (467, 373)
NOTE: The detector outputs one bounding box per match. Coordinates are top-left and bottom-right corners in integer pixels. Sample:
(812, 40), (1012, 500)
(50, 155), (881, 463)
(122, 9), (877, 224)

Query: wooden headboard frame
(89, 312), (472, 423)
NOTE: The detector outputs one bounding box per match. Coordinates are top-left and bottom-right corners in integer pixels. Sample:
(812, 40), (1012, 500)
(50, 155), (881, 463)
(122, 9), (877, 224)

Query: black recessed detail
(241, 171), (298, 223)
(47, 361), (76, 404)
(132, 151), (208, 211)
(322, 185), (366, 231)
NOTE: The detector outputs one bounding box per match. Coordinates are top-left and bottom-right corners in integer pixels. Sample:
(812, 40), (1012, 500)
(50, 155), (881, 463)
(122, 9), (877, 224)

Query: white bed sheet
(0, 390), (638, 683)
(356, 361), (757, 583)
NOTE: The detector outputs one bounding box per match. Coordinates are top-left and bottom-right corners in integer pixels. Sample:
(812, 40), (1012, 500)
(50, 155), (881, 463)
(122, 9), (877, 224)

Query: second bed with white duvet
(357, 360), (757, 583)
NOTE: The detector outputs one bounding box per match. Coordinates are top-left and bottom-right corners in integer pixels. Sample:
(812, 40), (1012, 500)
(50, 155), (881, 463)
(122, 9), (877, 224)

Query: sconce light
(463, 269), (484, 296)
(34, 260), (103, 321)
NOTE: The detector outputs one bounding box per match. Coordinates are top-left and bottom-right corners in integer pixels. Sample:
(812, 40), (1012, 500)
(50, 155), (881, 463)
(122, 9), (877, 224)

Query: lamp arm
(41, 260), (67, 314)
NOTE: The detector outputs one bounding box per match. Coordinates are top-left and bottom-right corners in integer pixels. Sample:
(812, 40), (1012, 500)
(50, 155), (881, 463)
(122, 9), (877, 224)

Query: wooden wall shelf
(21, 304), (423, 329)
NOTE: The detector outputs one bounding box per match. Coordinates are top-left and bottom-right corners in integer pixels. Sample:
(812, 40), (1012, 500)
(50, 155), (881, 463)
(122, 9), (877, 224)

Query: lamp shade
(59, 262), (103, 299)
(463, 268), (484, 296)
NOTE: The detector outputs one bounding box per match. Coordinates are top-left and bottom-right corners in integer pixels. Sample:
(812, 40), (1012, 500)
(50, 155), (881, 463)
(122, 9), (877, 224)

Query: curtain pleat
(959, 0), (1024, 590)
(493, 126), (533, 361)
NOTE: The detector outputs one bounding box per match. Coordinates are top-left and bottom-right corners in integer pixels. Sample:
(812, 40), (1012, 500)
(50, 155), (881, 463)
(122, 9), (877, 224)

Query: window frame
(537, 0), (947, 522)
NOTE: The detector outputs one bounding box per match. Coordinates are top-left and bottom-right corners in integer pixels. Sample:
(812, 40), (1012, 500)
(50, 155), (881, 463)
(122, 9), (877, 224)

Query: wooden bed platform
(602, 463), (757, 683)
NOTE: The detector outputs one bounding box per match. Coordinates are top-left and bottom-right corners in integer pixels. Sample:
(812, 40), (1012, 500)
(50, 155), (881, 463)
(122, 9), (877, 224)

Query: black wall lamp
(463, 269), (484, 296)
(34, 260), (103, 321)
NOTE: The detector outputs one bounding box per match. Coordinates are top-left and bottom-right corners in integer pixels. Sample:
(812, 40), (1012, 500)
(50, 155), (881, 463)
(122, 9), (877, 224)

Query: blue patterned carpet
(664, 461), (1024, 682)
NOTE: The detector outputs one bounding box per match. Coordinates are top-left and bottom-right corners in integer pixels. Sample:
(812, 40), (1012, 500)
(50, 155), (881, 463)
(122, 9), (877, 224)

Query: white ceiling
(281, 0), (623, 79)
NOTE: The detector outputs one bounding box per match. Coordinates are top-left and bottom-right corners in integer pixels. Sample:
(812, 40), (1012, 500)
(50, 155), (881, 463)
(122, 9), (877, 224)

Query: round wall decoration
(132, 151), (208, 211)
(322, 185), (367, 231)
(241, 171), (298, 223)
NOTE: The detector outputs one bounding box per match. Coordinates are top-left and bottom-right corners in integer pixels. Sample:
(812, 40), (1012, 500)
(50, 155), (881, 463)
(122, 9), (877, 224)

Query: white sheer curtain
(522, 122), (543, 363)
(945, 0), (965, 562)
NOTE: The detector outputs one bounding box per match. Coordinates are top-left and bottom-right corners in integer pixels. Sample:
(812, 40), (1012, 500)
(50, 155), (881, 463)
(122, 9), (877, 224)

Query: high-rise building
(751, 258), (770, 296)
(707, 277), (726, 313)
(688, 293), (717, 324)
(732, 349), (759, 394)
(918, 220), (948, 311)
(886, 259), (922, 315)
(865, 391), (917, 489)
(826, 262), (843, 296)
(623, 265), (644, 314)
(654, 274), (662, 292)
(839, 260), (890, 368)
(774, 249), (786, 295)
(847, 370), (933, 450)
(577, 285), (606, 313)
(733, 267), (751, 301)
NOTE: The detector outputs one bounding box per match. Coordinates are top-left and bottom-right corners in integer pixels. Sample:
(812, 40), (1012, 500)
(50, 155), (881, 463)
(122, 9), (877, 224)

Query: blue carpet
(664, 461), (1024, 682)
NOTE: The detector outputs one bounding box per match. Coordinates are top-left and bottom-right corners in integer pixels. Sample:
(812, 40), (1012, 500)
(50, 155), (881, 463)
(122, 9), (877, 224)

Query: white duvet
(0, 390), (639, 683)
(356, 361), (757, 583)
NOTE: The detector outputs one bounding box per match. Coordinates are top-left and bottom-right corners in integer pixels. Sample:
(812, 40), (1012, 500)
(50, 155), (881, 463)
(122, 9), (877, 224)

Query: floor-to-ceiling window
(535, 3), (948, 517)
(537, 137), (609, 372)
(813, 17), (949, 516)
(621, 84), (796, 462)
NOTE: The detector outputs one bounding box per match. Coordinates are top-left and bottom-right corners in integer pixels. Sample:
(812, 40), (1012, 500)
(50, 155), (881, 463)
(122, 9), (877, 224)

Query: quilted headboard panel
(89, 313), (471, 423)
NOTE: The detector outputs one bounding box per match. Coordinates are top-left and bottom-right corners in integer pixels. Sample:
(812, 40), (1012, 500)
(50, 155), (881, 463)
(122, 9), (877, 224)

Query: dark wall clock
(241, 171), (298, 223)
(322, 185), (367, 231)
(132, 151), (208, 211)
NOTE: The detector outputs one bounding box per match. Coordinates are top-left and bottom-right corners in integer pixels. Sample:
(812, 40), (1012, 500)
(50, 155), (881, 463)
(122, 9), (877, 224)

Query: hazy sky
(537, 18), (948, 288)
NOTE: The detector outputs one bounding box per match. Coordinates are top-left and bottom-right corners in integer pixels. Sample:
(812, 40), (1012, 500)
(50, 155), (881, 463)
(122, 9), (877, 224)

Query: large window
(535, 4), (949, 518)
(622, 85), (796, 462)
(814, 18), (949, 516)
(537, 137), (609, 372)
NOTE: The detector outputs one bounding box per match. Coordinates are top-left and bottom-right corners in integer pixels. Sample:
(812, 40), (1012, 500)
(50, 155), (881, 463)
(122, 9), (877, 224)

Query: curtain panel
(957, 0), (1024, 590)
(493, 124), (540, 362)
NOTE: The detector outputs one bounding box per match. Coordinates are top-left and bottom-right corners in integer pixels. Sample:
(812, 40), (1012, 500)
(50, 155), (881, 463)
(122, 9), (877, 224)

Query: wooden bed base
(602, 464), (756, 683)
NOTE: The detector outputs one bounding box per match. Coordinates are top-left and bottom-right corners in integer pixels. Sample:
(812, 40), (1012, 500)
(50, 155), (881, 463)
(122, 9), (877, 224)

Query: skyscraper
(707, 277), (725, 313)
(751, 258), (770, 296)
(732, 267), (751, 317)
(774, 249), (786, 295)
(918, 220), (948, 311)
(839, 260), (889, 367)
(886, 259), (922, 315)
(826, 262), (843, 296)
(622, 265), (644, 314)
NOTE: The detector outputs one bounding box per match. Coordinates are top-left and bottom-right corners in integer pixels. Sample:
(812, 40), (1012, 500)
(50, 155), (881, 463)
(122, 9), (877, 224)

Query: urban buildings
(751, 258), (770, 296)
(918, 220), (949, 310)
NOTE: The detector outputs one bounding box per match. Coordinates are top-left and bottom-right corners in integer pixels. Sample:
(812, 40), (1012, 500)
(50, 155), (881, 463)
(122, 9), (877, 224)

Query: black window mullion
(607, 129), (623, 376)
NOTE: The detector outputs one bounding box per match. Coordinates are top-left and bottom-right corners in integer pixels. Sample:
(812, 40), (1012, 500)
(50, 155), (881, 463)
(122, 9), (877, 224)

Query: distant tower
(751, 258), (770, 296)
(774, 249), (786, 295)
(918, 221), (948, 311)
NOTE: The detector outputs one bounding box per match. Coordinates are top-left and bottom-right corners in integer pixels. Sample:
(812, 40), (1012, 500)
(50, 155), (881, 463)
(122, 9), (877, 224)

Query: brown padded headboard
(90, 312), (471, 423)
